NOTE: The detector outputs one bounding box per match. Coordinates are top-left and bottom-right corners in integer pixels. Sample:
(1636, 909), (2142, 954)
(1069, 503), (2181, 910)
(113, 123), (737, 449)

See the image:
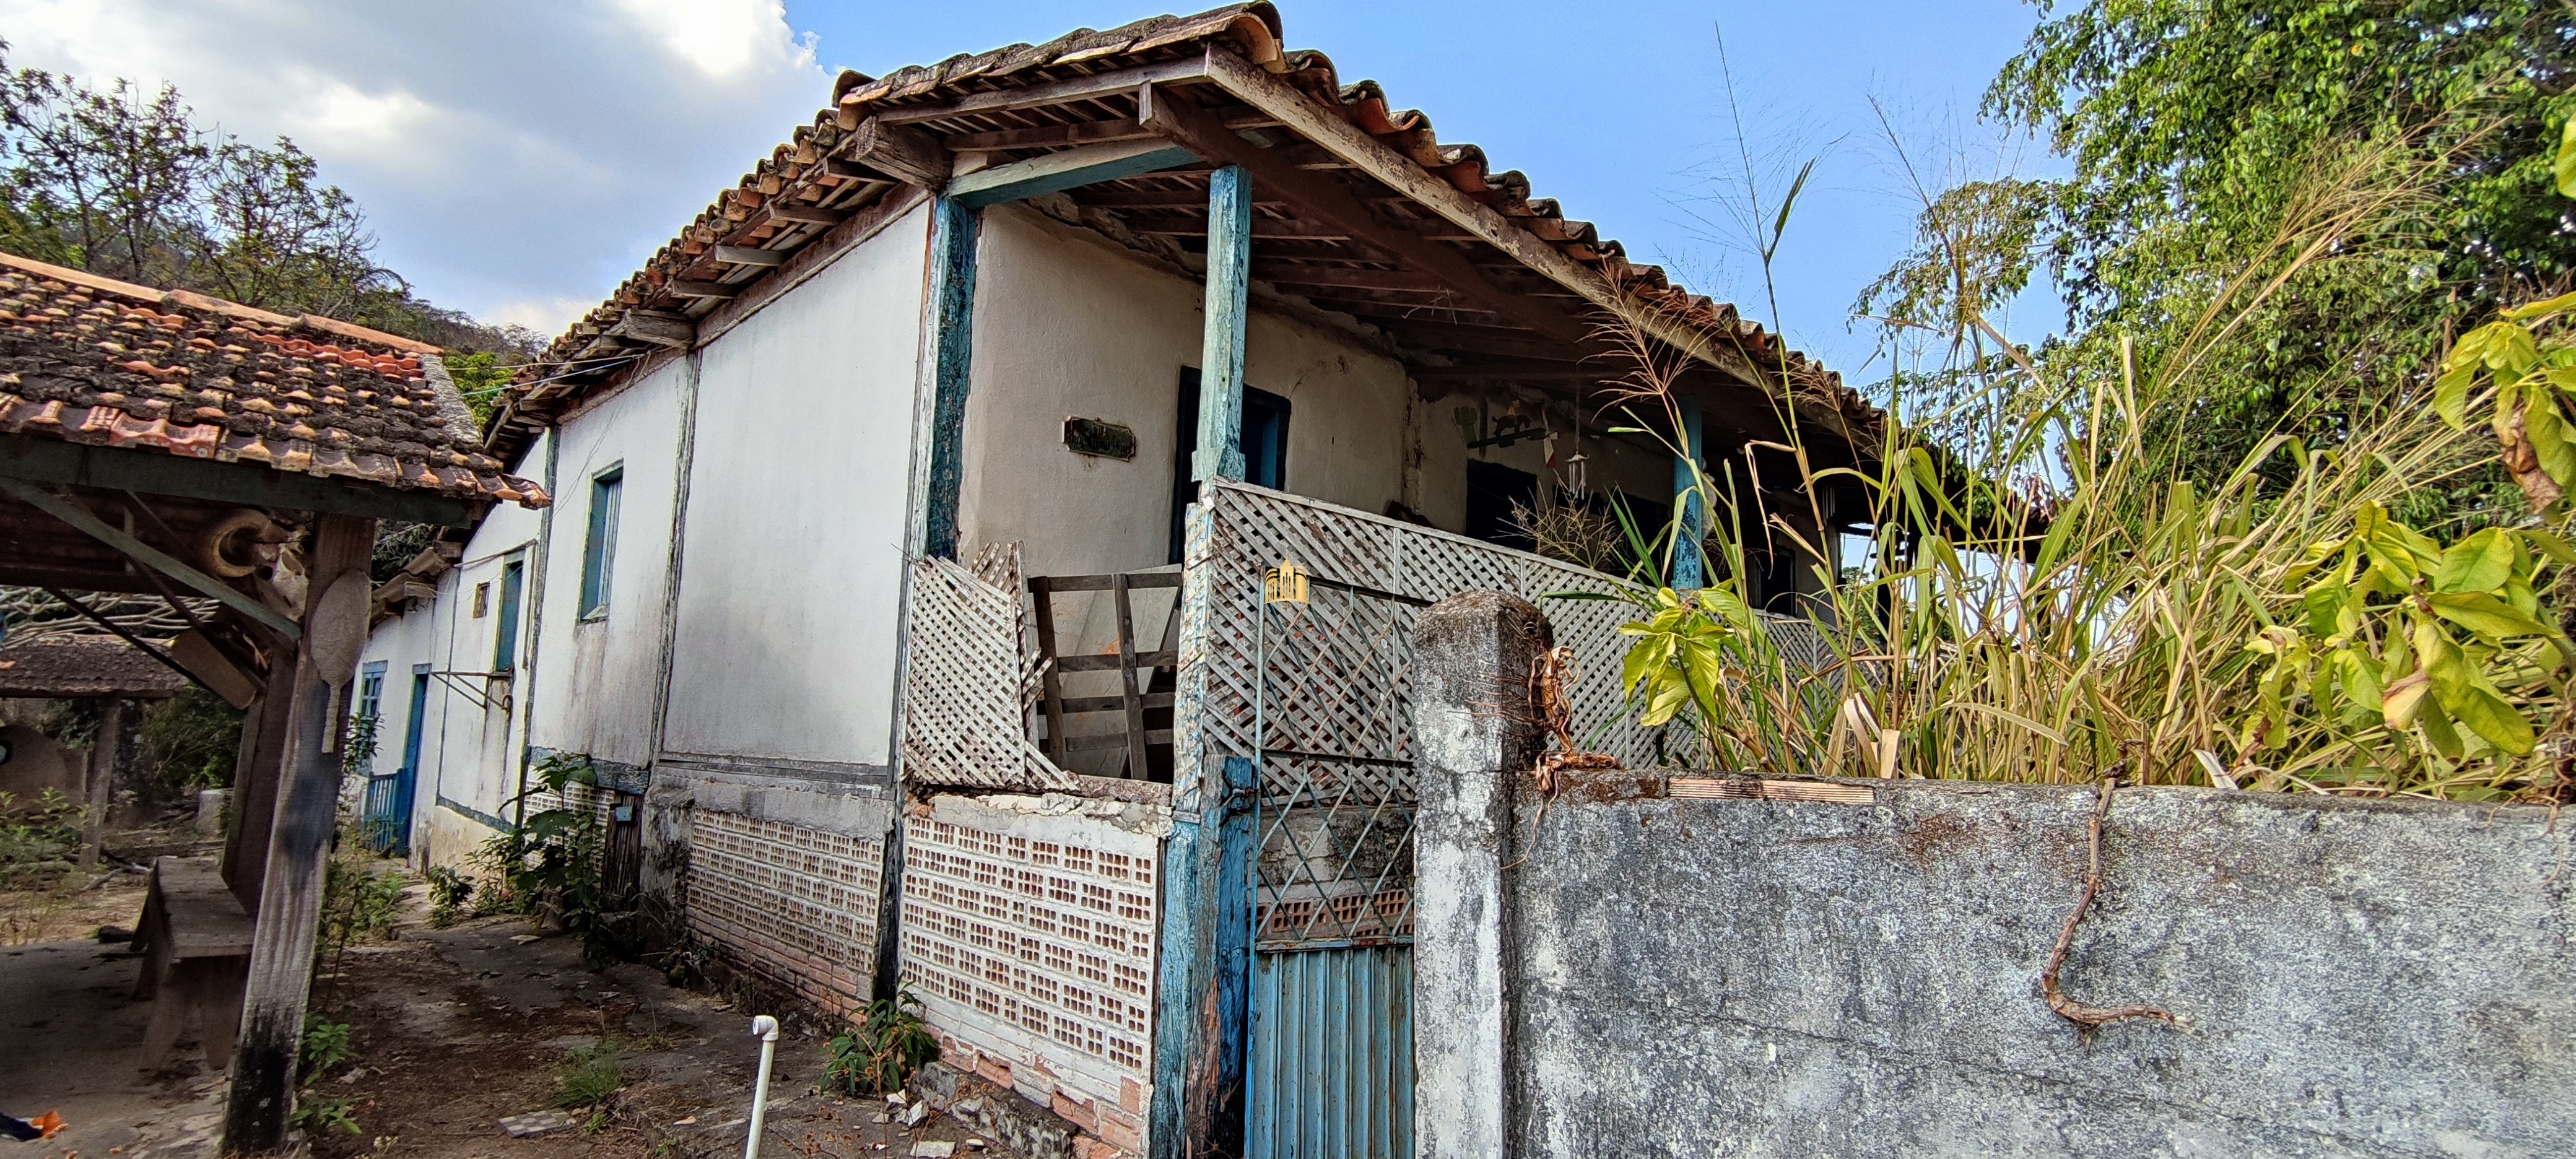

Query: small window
(471, 583), (489, 618)
(355, 662), (386, 774)
(579, 466), (623, 619)
(1170, 368), (1290, 563)
(493, 558), (525, 672)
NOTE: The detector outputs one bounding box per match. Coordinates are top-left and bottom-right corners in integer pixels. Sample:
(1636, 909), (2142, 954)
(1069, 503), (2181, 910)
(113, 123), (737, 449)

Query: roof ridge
(0, 250), (442, 357)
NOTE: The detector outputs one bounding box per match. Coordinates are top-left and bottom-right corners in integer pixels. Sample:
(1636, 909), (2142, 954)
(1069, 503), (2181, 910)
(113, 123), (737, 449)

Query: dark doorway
(1464, 459), (1538, 551)
(1171, 368), (1291, 563)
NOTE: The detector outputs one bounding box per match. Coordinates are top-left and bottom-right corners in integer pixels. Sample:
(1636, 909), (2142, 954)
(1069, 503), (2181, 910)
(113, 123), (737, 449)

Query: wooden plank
(1058, 693), (1176, 714)
(1251, 262), (1452, 293)
(764, 201), (842, 225)
(1029, 575), (1069, 765)
(0, 433), (478, 527)
(608, 310), (694, 349)
(1138, 80), (1596, 350)
(664, 279), (741, 300)
(1112, 573), (1152, 779)
(1194, 164), (1251, 484)
(944, 108), (1280, 152)
(1053, 650), (1177, 671)
(1198, 47), (1771, 387)
(949, 138), (1197, 208)
(1668, 776), (1876, 804)
(1077, 188), (1284, 210)
(947, 117), (1155, 152)
(1025, 572), (1183, 592)
(223, 514), (373, 1153)
(1122, 214), (1351, 240)
(709, 245), (788, 267)
(920, 197), (981, 559)
(1061, 728), (1176, 752)
(0, 476), (303, 640)
(865, 57), (1212, 127)
(846, 118), (951, 189)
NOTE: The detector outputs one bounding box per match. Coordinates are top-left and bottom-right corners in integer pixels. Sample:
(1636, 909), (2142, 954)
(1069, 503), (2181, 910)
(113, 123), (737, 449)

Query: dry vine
(2040, 770), (2178, 1031)
(1529, 645), (1620, 793)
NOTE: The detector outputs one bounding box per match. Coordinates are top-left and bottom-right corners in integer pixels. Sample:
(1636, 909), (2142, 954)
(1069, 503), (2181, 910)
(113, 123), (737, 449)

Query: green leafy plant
(422, 864), (472, 927)
(824, 986), (941, 1096)
(289, 1093), (360, 1136)
(473, 752), (634, 966)
(2239, 508), (2572, 789)
(300, 1018), (355, 1081)
(0, 789), (84, 869)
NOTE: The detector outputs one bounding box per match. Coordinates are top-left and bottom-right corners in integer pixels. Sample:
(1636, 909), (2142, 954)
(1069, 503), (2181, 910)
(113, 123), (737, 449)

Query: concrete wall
(526, 357), (687, 771)
(958, 205), (1413, 577)
(660, 202), (929, 773)
(1411, 594), (2576, 1159)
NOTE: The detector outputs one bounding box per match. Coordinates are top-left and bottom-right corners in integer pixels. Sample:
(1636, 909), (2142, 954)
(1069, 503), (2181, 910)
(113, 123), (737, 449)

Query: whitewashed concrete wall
(526, 357), (687, 772)
(959, 206), (1412, 578)
(660, 203), (929, 772)
(352, 428), (551, 869)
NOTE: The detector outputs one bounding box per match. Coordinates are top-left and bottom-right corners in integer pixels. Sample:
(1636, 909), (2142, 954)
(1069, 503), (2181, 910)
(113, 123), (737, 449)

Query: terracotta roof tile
(0, 633), (186, 698)
(0, 251), (547, 508)
(511, 3), (1862, 435)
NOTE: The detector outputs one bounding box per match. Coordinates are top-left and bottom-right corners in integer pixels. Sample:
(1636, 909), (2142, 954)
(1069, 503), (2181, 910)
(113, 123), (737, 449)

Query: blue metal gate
(1244, 571), (1422, 1159)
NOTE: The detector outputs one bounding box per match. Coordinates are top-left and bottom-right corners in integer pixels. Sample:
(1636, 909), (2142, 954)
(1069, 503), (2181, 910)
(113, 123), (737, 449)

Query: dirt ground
(1, 857), (1014, 1159)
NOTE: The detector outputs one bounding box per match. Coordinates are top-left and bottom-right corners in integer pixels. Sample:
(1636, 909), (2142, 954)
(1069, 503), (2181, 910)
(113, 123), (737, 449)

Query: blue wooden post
(1671, 398), (1707, 588)
(921, 196), (981, 559)
(1193, 165), (1252, 484)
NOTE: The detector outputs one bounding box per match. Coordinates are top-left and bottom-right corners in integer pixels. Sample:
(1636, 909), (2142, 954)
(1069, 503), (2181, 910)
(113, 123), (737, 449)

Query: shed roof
(0, 633), (186, 699)
(495, 3), (1875, 460)
(0, 252), (548, 508)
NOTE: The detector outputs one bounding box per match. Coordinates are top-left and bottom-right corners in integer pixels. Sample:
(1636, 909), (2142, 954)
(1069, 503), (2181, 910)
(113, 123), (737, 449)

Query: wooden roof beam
(1138, 80), (1596, 348)
(1194, 46), (1769, 389)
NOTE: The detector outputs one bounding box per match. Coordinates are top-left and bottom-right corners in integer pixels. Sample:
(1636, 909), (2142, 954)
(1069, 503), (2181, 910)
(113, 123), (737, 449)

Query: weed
(423, 864), (472, 927)
(553, 1041), (625, 1109)
(300, 1018), (355, 1080)
(824, 986), (939, 1096)
(290, 1093), (360, 1136)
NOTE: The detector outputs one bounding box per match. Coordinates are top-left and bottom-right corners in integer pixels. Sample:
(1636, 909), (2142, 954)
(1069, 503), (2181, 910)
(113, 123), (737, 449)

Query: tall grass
(1588, 137), (2571, 802)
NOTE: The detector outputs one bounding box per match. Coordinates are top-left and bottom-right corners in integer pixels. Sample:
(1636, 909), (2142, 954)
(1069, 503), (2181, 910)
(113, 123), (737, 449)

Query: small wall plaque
(1063, 416), (1138, 461)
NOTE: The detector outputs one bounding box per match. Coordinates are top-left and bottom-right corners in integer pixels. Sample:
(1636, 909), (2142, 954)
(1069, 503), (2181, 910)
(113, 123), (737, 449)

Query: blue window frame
(355, 661), (386, 773)
(579, 465), (623, 619)
(494, 557), (525, 672)
(1170, 368), (1290, 563)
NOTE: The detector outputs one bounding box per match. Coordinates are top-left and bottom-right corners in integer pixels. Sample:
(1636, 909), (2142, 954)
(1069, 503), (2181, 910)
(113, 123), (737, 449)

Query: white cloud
(0, 0), (828, 334)
(609, 0), (814, 81)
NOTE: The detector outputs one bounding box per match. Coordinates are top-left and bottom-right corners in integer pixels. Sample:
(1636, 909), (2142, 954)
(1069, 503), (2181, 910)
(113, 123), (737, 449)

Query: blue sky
(0, 0), (2058, 378)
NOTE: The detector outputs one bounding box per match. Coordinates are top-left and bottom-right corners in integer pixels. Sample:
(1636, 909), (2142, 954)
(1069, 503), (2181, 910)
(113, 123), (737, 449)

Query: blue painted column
(1671, 398), (1707, 588)
(1193, 165), (1252, 484)
(921, 196), (982, 559)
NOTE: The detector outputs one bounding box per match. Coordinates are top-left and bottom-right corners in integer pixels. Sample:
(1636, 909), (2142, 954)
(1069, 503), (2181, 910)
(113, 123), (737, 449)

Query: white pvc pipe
(743, 1015), (780, 1159)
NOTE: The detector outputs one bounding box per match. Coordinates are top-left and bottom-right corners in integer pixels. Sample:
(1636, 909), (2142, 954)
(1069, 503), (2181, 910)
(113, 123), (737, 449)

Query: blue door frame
(363, 666), (429, 856)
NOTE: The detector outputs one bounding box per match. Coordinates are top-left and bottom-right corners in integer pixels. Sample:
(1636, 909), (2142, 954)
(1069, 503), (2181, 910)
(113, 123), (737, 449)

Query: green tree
(1869, 1), (2576, 532)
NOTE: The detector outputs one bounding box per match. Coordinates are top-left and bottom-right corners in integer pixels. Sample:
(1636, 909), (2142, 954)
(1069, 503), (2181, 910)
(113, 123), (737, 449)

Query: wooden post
(223, 513), (374, 1154)
(77, 698), (125, 868)
(222, 660), (301, 913)
(920, 196), (983, 560)
(1192, 165), (1251, 484)
(1671, 397), (1707, 589)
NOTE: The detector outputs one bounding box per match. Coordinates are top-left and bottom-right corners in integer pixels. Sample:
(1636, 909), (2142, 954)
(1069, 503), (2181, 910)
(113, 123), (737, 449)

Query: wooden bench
(131, 856), (253, 1070)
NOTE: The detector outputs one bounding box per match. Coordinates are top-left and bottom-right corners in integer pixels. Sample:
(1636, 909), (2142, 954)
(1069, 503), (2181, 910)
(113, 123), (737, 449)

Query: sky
(0, 0), (2056, 378)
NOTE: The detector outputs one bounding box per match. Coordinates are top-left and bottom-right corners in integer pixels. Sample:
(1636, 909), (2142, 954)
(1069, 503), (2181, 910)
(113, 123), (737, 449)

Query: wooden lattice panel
(903, 544), (1072, 791)
(900, 801), (1157, 1151)
(686, 809), (885, 1017)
